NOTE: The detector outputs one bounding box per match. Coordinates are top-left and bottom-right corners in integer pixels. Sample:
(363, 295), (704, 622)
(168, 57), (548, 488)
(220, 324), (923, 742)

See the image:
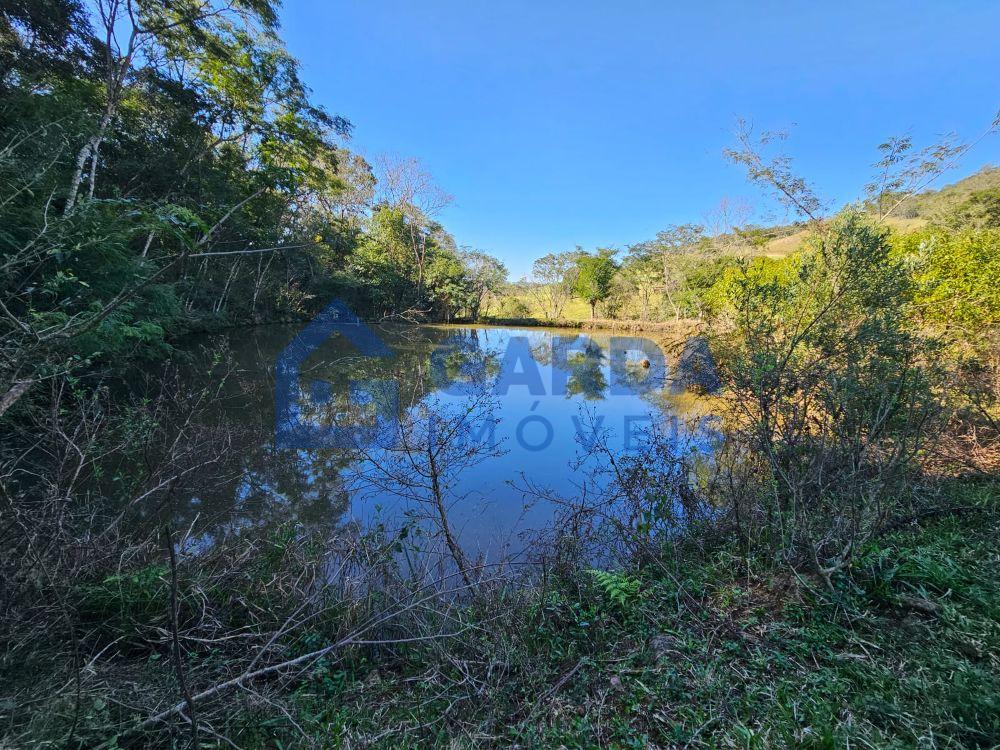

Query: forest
(1, 1), (999, 748)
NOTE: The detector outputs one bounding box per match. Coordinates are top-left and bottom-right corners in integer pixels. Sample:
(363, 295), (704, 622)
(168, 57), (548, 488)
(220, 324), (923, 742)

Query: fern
(588, 569), (641, 611)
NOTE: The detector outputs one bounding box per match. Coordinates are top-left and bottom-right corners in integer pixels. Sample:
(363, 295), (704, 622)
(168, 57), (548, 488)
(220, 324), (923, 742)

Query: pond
(170, 322), (717, 561)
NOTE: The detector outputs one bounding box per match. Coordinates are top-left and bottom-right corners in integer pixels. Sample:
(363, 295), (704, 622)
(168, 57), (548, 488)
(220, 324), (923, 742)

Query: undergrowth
(237, 480), (999, 748)
(4, 481), (996, 748)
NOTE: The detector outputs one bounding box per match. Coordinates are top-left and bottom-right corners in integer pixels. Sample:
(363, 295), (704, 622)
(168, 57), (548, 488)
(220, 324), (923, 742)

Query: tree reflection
(160, 324), (685, 548)
(564, 340), (607, 400)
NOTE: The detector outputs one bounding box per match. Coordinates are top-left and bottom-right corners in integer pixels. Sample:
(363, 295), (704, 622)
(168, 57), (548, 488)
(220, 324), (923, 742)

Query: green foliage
(0, 0), (510, 418)
(3, 6), (999, 747)
(572, 249), (618, 318)
(461, 250), (508, 319)
(672, 254), (741, 318)
(704, 253), (800, 317)
(426, 248), (472, 320)
(587, 569), (641, 611)
(937, 186), (1000, 230)
(908, 165), (1000, 224)
(614, 251), (663, 320)
(75, 564), (170, 645)
(894, 226), (1000, 337)
(526, 249), (584, 320)
(734, 224), (775, 250)
(714, 212), (939, 574)
(213, 481), (998, 749)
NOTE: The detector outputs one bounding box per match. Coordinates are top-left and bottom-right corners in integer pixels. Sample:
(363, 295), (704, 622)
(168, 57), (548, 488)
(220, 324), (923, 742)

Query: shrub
(893, 227), (1000, 341)
(713, 212), (942, 584)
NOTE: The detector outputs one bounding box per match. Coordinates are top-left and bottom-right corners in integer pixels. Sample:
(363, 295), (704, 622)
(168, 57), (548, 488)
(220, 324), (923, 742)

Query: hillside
(761, 164), (999, 256)
(763, 216), (927, 257)
(909, 164), (1000, 220)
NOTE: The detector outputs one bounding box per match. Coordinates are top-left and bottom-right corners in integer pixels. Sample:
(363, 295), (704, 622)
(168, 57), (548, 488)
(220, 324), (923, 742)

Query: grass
(490, 292), (597, 322)
(487, 290), (702, 334)
(224, 479), (999, 748)
(762, 216), (928, 258)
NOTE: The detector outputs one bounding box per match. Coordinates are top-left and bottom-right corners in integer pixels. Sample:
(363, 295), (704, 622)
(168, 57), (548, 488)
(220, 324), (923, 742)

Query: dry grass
(761, 216), (928, 257)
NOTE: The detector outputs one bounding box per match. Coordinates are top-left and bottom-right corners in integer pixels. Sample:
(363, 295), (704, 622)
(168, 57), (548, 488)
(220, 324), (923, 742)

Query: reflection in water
(169, 324), (716, 558)
(565, 341), (607, 400)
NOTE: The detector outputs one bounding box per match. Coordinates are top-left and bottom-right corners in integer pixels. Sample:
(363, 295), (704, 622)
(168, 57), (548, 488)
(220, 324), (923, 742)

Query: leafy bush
(893, 227), (1000, 339)
(713, 212), (941, 582)
(587, 569), (642, 612)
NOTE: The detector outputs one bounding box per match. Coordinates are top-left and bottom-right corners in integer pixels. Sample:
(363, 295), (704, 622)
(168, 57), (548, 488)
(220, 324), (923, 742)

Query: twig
(163, 523), (199, 749)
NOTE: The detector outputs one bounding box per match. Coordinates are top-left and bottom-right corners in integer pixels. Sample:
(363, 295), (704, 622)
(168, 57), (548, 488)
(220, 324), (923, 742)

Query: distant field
(545, 297), (594, 320)
(491, 291), (596, 322)
(762, 216), (927, 257)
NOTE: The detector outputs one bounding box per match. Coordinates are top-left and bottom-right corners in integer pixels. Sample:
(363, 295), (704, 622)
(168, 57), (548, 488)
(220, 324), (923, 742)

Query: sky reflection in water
(182, 325), (717, 558)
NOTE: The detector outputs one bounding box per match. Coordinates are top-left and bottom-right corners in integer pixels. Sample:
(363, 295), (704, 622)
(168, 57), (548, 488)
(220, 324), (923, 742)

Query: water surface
(173, 324), (714, 558)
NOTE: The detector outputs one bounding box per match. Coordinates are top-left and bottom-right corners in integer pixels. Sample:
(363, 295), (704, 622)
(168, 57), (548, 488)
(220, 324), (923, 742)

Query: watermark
(275, 300), (399, 450)
(275, 299), (709, 454)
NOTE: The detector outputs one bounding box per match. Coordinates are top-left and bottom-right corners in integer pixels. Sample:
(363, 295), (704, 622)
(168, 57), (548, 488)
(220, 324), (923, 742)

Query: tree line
(508, 159), (1000, 324)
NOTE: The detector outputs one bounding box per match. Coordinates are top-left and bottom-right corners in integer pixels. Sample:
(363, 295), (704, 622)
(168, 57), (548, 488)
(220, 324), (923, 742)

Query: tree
(939, 187), (1000, 230)
(426, 250), (471, 322)
(62, 0), (316, 214)
(461, 250), (507, 320)
(724, 120), (828, 228)
(617, 252), (662, 320)
(863, 121), (1000, 221)
(529, 249), (583, 320)
(375, 154), (453, 297)
(716, 212), (939, 584)
(0, 0), (93, 86)
(572, 249), (618, 319)
(629, 224), (708, 320)
(733, 225), (773, 252)
(894, 227), (1000, 337)
(0, 0), (367, 414)
(704, 196), (754, 253)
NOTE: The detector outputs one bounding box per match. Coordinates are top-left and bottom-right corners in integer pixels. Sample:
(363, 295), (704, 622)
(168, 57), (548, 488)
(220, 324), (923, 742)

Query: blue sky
(280, 1), (1000, 278)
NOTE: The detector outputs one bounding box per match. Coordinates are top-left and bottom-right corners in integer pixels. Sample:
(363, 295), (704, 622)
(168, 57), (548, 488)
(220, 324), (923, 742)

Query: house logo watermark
(275, 300), (713, 452)
(275, 300), (399, 450)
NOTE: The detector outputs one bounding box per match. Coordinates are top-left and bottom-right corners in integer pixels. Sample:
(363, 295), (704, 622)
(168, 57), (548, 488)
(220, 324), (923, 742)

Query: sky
(279, 0), (1000, 278)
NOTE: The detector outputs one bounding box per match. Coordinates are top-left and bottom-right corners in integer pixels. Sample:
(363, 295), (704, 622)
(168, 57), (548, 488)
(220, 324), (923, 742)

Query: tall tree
(572, 249), (618, 319)
(629, 224), (706, 320)
(461, 250), (508, 320)
(529, 249), (582, 320)
(618, 251), (663, 320)
(375, 154), (452, 297)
